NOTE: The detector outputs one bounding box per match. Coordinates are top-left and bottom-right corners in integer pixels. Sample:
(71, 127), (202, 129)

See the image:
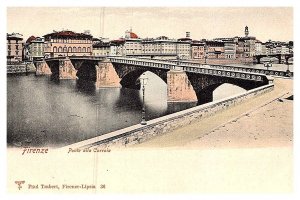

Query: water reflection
(76, 79), (96, 95)
(7, 70), (252, 148)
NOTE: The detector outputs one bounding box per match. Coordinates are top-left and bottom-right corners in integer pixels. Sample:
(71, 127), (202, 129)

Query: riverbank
(7, 62), (36, 74)
(135, 78), (293, 148)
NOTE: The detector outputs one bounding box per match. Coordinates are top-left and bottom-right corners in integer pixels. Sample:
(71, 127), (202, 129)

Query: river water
(7, 63), (291, 147)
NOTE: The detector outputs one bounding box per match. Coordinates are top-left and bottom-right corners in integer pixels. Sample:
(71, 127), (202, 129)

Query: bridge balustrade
(109, 57), (269, 81)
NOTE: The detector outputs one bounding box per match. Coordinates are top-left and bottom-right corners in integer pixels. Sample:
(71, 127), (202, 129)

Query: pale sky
(7, 7), (293, 42)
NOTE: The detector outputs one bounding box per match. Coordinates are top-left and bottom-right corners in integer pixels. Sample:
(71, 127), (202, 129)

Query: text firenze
(22, 147), (49, 155)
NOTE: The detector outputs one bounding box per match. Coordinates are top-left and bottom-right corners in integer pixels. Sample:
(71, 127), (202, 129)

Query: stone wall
(7, 64), (26, 73)
(167, 70), (198, 102)
(35, 61), (52, 75)
(65, 83), (274, 149)
(26, 62), (36, 72)
(7, 62), (36, 74)
(96, 61), (121, 88)
(59, 59), (77, 79)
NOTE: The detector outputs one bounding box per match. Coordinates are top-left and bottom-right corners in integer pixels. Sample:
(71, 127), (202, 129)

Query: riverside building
(43, 30), (93, 58)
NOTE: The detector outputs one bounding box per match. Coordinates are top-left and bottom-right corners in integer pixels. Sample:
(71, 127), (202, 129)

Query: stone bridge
(253, 53), (293, 64)
(34, 56), (272, 104)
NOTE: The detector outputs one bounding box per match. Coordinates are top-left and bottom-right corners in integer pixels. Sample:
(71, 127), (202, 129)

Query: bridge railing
(182, 65), (265, 82)
(207, 64), (293, 77)
(109, 57), (268, 82)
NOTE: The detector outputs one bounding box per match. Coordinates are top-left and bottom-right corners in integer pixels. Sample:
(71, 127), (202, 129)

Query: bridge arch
(76, 61), (97, 81)
(111, 63), (168, 90)
(212, 83), (246, 101)
(186, 72), (266, 104)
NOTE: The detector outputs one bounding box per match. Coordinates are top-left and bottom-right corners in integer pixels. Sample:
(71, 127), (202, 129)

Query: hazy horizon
(7, 7), (293, 42)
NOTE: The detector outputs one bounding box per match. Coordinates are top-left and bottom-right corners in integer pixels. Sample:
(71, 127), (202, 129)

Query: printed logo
(15, 181), (25, 190)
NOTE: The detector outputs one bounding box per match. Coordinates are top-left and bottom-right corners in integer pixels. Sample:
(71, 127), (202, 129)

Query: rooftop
(43, 30), (93, 39)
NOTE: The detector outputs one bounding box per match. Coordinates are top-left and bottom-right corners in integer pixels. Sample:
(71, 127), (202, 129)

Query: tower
(245, 26), (249, 37)
(186, 32), (190, 38)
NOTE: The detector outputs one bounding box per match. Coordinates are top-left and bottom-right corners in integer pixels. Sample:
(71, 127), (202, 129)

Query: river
(8, 63), (290, 147)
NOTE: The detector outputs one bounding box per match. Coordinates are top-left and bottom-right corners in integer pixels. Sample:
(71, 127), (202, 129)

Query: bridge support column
(59, 58), (77, 79)
(95, 60), (121, 88)
(35, 60), (52, 75)
(167, 70), (197, 102)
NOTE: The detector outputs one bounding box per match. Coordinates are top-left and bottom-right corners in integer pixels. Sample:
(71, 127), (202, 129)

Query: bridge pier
(95, 60), (121, 88)
(59, 58), (77, 79)
(167, 69), (197, 102)
(35, 60), (52, 75)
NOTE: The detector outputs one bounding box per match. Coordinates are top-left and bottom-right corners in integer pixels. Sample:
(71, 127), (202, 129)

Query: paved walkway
(135, 78), (293, 148)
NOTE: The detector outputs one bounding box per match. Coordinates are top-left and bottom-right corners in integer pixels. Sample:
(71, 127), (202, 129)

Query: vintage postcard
(5, 4), (294, 195)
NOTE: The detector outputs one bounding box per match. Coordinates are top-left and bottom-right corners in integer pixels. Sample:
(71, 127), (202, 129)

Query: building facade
(261, 43), (267, 55)
(7, 33), (24, 62)
(43, 30), (93, 58)
(206, 41), (225, 59)
(255, 40), (262, 55)
(123, 29), (142, 55)
(176, 33), (192, 59)
(191, 41), (205, 60)
(92, 41), (110, 56)
(142, 36), (177, 55)
(24, 36), (45, 61)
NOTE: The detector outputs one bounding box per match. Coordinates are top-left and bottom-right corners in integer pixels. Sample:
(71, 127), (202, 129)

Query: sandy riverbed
(135, 78), (293, 148)
(130, 78), (293, 193)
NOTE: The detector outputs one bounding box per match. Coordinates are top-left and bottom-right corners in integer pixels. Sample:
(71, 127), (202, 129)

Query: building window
(83, 47), (86, 52)
(73, 47), (77, 52)
(58, 47), (62, 52)
(53, 46), (57, 52)
(68, 47), (72, 52)
(78, 47), (81, 52)
(63, 47), (67, 52)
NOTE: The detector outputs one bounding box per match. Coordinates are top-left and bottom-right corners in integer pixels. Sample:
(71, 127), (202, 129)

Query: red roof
(111, 38), (125, 45)
(26, 36), (36, 44)
(43, 31), (92, 39)
(130, 32), (138, 39)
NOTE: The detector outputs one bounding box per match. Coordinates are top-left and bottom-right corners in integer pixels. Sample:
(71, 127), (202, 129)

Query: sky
(7, 7), (293, 42)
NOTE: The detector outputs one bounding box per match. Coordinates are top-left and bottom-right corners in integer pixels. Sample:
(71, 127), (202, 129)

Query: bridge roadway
(107, 56), (268, 83)
(142, 58), (293, 77)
